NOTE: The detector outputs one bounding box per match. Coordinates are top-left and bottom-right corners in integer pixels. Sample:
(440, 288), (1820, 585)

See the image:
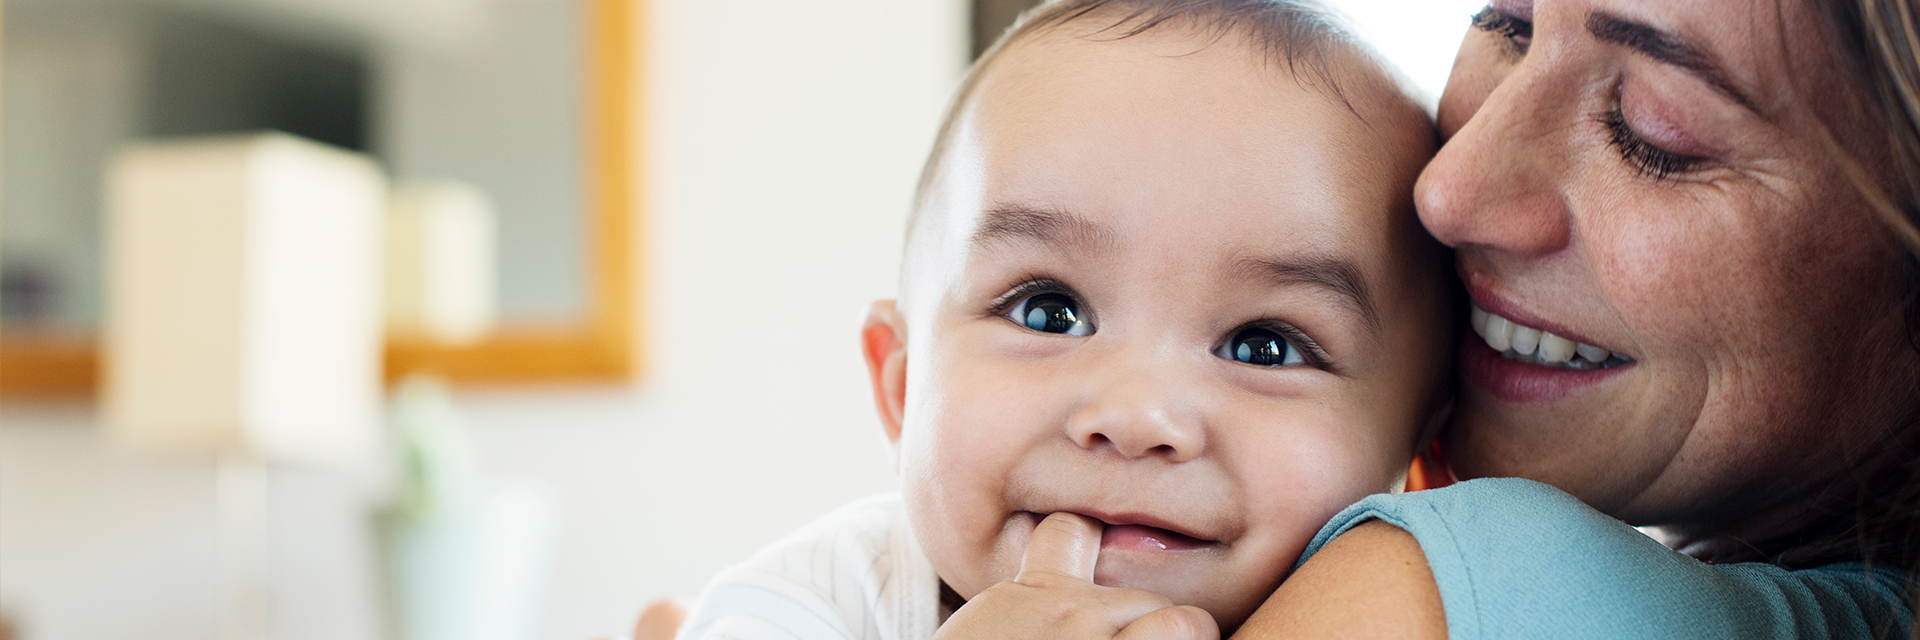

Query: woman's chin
(1446, 332), (1661, 502)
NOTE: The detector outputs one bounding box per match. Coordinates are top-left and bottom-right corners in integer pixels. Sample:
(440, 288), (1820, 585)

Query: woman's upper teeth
(1470, 305), (1631, 369)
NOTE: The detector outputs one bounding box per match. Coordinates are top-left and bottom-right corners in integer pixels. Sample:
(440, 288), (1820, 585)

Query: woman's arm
(1234, 520), (1445, 639)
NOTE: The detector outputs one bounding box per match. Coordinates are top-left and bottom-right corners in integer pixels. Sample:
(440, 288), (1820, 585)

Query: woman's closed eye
(1599, 104), (1710, 180)
(1471, 6), (1532, 56)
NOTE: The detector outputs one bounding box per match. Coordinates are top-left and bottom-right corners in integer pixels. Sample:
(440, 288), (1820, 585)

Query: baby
(679, 0), (1453, 637)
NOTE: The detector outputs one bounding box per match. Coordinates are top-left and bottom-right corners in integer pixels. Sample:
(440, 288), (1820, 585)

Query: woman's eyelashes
(1599, 105), (1709, 180)
(1002, 288), (1094, 336)
(1471, 6), (1532, 55)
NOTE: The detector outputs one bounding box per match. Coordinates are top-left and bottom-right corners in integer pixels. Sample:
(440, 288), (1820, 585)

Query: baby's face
(884, 28), (1445, 630)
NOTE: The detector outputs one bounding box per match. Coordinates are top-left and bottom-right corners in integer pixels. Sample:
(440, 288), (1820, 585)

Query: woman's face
(1422, 0), (1920, 546)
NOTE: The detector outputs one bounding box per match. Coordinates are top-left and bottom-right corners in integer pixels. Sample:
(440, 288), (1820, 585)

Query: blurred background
(0, 0), (1480, 638)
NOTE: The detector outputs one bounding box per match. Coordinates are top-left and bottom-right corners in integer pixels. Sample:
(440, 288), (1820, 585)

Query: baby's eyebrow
(1240, 256), (1381, 334)
(969, 204), (1113, 251)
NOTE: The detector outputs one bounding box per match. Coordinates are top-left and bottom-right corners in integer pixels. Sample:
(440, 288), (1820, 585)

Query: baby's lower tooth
(1511, 326), (1541, 355)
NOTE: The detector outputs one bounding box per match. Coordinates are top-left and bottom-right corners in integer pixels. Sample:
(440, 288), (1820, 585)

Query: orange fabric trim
(1404, 440), (1456, 492)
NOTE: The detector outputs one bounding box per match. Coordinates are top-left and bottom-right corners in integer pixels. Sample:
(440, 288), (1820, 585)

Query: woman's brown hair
(1822, 0), (1920, 251)
(1804, 0), (1920, 634)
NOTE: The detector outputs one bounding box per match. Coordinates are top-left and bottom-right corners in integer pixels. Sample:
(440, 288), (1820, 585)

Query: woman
(1243, 0), (1920, 637)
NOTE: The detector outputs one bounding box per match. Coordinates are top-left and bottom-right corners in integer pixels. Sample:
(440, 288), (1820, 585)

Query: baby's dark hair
(909, 0), (1367, 233)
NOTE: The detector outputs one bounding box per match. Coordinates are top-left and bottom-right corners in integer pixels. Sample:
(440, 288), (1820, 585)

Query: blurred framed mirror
(0, 0), (641, 397)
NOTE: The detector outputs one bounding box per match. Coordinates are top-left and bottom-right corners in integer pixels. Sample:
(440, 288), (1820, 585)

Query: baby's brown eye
(1217, 328), (1304, 367)
(1009, 292), (1093, 336)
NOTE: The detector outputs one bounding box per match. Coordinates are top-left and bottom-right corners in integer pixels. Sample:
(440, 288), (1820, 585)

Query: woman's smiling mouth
(1469, 303), (1634, 370)
(1459, 300), (1637, 404)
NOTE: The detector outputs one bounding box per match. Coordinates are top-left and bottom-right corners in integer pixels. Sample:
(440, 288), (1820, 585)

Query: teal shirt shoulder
(1296, 478), (1914, 639)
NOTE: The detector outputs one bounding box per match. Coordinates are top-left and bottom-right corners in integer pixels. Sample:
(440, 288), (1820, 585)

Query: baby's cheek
(1240, 414), (1405, 537)
(897, 441), (1013, 600)
(903, 509), (1017, 601)
(900, 473), (976, 597)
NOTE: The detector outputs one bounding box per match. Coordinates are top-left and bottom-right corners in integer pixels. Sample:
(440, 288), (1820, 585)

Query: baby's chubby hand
(932, 512), (1220, 640)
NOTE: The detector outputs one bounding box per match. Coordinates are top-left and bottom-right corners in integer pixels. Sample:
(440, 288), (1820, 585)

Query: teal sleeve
(1296, 478), (1914, 640)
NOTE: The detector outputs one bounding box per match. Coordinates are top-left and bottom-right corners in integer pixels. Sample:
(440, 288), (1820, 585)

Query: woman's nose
(1064, 367), (1206, 462)
(1415, 59), (1575, 258)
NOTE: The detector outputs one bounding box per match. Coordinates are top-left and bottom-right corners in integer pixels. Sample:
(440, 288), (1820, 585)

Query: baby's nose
(1065, 389), (1204, 462)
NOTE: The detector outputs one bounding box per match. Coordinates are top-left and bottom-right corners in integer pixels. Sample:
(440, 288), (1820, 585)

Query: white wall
(1327, 0), (1485, 105)
(498, 2), (966, 634)
(0, 1), (965, 639)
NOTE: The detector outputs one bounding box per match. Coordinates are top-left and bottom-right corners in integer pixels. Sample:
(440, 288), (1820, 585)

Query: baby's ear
(862, 300), (909, 443)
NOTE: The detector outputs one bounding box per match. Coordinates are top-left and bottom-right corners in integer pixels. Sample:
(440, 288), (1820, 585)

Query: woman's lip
(1459, 325), (1632, 403)
(1459, 274), (1624, 356)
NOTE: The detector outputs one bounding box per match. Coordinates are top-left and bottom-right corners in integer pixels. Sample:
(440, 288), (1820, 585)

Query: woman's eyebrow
(1586, 11), (1761, 116)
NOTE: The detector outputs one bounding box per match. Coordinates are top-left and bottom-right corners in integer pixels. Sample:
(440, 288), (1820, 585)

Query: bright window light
(1323, 0), (1489, 104)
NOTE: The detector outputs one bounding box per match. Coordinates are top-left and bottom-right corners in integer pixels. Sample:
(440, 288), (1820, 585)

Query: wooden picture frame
(0, 0), (643, 398)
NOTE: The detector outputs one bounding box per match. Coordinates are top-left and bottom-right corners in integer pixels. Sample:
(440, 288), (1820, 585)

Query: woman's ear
(862, 300), (909, 443)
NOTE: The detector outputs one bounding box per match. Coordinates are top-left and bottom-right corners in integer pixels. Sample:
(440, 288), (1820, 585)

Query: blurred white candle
(385, 181), (499, 345)
(101, 132), (384, 467)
